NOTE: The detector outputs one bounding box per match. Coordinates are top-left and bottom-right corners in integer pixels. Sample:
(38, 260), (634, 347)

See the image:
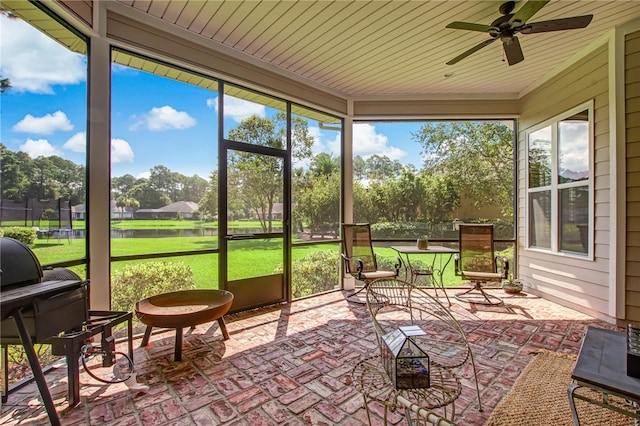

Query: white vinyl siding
(518, 44), (610, 318)
(626, 30), (640, 322)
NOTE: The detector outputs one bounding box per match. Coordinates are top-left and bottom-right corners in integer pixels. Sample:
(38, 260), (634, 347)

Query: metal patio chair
(341, 223), (399, 303)
(454, 224), (508, 305)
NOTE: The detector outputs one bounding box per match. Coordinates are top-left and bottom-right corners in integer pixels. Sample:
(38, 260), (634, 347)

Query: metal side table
(568, 326), (640, 424)
(351, 355), (461, 425)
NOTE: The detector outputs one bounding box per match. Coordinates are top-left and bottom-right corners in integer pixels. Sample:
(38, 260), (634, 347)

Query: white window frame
(525, 100), (594, 260)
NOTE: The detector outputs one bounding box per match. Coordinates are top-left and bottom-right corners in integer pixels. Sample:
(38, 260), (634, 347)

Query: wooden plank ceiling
(87, 1), (640, 98)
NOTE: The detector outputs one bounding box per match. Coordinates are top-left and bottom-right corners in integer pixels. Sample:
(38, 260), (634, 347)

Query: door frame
(218, 84), (291, 312)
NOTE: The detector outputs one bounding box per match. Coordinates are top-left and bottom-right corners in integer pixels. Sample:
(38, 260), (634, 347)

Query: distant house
(110, 200), (135, 220)
(135, 201), (199, 219)
(253, 203), (283, 221)
(71, 204), (86, 220)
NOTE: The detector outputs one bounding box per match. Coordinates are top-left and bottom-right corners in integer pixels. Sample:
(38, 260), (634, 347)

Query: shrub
(111, 261), (195, 312)
(371, 222), (431, 239)
(276, 250), (340, 298)
(1, 227), (37, 246)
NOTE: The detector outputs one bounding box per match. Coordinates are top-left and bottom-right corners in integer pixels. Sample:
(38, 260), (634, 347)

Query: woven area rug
(485, 349), (634, 425)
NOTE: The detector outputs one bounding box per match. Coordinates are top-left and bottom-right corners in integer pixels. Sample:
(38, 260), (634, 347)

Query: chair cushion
(461, 270), (503, 280)
(361, 270), (397, 280)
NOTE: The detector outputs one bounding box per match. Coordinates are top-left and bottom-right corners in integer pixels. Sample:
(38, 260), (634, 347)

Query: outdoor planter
(416, 237), (429, 250)
(502, 279), (523, 294)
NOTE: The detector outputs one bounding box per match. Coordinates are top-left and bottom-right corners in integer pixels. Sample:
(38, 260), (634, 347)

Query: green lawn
(21, 219), (511, 290)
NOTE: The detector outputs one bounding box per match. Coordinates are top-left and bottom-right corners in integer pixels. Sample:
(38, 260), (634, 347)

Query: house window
(526, 101), (593, 257)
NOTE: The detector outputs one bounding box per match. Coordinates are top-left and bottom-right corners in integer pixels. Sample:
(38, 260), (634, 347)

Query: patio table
(391, 245), (458, 305)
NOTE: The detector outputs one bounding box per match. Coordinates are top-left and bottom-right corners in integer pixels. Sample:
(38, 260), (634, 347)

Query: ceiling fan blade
(520, 15), (593, 33)
(503, 36), (525, 65)
(510, 0), (550, 26)
(446, 38), (498, 65)
(446, 21), (492, 32)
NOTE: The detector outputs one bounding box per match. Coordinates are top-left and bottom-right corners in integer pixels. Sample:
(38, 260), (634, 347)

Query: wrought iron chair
(341, 223), (399, 303)
(454, 224), (508, 305)
(365, 278), (482, 415)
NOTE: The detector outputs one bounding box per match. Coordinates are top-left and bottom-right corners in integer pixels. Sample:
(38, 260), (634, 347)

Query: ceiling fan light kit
(445, 0), (593, 66)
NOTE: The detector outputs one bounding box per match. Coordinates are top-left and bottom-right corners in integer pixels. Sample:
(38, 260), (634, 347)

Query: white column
(87, 2), (111, 310)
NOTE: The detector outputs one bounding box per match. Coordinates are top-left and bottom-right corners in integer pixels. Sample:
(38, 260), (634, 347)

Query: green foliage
(412, 121), (514, 217)
(371, 222), (431, 239)
(295, 173), (340, 236)
(276, 250), (339, 298)
(111, 261), (195, 312)
(1, 227), (37, 245)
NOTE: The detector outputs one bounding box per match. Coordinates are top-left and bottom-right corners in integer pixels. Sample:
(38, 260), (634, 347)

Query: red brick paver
(0, 289), (618, 425)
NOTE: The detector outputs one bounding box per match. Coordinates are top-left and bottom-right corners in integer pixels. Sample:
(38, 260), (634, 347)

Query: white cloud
(137, 170), (151, 180)
(0, 15), (85, 94)
(350, 123), (407, 160)
(63, 132), (86, 153)
(111, 138), (134, 163)
(559, 121), (589, 173)
(216, 96), (266, 122)
(19, 138), (62, 158)
(206, 98), (217, 108)
(13, 111), (73, 135)
(129, 106), (196, 131)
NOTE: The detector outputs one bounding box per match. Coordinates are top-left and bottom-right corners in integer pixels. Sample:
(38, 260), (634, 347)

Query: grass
(22, 219), (513, 290)
(32, 234), (341, 289)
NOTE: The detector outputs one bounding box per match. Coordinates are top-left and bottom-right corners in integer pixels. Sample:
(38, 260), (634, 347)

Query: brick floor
(0, 288), (619, 425)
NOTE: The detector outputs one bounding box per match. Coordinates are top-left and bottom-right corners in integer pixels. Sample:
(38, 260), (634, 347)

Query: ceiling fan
(445, 0), (593, 66)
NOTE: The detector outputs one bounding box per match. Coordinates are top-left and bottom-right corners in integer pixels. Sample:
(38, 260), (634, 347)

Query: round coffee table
(135, 289), (234, 361)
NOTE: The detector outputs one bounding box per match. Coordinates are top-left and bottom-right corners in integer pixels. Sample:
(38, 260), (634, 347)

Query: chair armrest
(340, 253), (365, 280)
(495, 255), (509, 279)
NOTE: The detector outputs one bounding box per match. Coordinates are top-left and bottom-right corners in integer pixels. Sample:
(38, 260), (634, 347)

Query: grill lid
(0, 237), (43, 289)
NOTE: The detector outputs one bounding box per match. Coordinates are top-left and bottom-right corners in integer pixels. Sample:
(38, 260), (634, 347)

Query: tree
(0, 76), (10, 94)
(353, 156), (367, 180)
(365, 154), (403, 180)
(198, 171), (218, 221)
(149, 165), (179, 201)
(412, 121), (514, 217)
(0, 144), (32, 200)
(180, 174), (208, 203)
(115, 195), (139, 219)
(295, 172), (340, 236)
(112, 174), (138, 199)
(309, 152), (339, 178)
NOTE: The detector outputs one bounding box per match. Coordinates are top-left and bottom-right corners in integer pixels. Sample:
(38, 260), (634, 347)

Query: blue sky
(0, 13), (428, 180)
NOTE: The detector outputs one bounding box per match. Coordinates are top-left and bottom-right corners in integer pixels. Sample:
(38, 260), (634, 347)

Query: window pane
(528, 126), (552, 188)
(227, 151), (283, 235)
(0, 6), (87, 269)
(223, 84), (287, 148)
(290, 244), (340, 299)
(529, 191), (551, 249)
(111, 50), (218, 256)
(560, 186), (589, 254)
(558, 110), (589, 184)
(110, 254), (218, 311)
(291, 105), (342, 242)
(353, 120), (515, 240)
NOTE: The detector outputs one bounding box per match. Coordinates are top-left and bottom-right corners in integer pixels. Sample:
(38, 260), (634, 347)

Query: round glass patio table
(351, 355), (461, 425)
